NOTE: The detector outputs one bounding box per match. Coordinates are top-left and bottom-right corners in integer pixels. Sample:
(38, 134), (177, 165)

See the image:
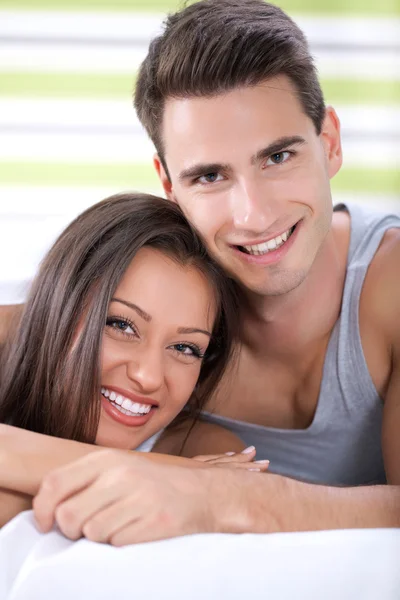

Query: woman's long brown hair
(0, 193), (238, 443)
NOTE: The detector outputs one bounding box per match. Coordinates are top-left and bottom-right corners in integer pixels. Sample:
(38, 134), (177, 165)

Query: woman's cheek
(167, 363), (202, 413)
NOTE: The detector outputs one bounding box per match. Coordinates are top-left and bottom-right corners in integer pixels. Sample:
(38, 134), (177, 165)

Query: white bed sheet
(1, 511), (399, 600)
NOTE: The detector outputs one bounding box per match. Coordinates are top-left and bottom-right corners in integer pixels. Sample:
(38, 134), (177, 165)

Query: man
(132, 0), (400, 532)
(3, 0), (400, 542)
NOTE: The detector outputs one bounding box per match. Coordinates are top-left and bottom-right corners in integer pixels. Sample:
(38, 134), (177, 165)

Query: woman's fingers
(214, 460), (270, 472)
(193, 446), (257, 463)
(192, 447), (269, 471)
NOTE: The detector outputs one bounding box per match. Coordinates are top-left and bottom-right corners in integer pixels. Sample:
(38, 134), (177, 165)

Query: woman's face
(95, 246), (217, 449)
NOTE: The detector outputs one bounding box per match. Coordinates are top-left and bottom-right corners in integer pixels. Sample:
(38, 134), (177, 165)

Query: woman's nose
(125, 344), (164, 394)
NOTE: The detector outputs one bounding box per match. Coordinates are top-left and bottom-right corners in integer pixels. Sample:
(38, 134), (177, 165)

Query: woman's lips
(101, 394), (156, 428)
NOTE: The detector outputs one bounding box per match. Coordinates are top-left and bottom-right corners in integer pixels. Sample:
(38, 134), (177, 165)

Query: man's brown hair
(135, 0), (325, 170)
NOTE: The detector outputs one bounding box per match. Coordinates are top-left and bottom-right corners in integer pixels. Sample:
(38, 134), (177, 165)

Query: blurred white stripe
(1, 132), (399, 167)
(0, 42), (146, 73)
(0, 98), (139, 130)
(0, 132), (155, 163)
(2, 42), (399, 80)
(0, 185), (162, 215)
(2, 100), (400, 136)
(1, 186), (398, 216)
(1, 11), (399, 49)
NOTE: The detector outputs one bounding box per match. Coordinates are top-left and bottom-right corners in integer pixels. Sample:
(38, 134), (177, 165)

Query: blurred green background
(0, 0), (399, 213)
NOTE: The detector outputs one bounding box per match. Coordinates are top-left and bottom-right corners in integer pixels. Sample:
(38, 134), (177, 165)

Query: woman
(0, 192), (267, 534)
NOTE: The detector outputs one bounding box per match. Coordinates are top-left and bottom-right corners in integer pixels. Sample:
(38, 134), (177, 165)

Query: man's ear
(321, 106), (343, 179)
(153, 154), (175, 201)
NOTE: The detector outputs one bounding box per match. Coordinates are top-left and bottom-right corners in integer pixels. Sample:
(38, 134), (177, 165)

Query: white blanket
(1, 511), (399, 600)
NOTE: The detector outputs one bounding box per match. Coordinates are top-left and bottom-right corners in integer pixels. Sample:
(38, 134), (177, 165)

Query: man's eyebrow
(251, 136), (306, 165)
(111, 298), (151, 322)
(177, 326), (211, 338)
(178, 162), (230, 182)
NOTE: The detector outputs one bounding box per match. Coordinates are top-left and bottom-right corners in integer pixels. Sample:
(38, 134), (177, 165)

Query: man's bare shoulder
(362, 226), (400, 342)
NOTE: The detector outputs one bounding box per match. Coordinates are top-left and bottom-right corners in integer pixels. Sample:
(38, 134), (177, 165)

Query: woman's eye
(171, 343), (204, 359)
(197, 172), (223, 185)
(266, 151), (291, 166)
(106, 317), (136, 336)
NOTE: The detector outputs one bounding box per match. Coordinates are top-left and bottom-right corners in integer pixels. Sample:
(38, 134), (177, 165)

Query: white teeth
(101, 387), (153, 417)
(242, 226), (293, 256)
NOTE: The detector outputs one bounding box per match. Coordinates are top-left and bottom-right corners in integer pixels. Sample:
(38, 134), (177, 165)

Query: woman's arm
(153, 419), (247, 456)
(0, 424), (208, 526)
(0, 423), (260, 527)
(0, 424), (203, 498)
(0, 488), (31, 527)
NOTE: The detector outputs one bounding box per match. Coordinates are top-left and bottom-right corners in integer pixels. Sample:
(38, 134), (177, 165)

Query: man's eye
(266, 151), (291, 166)
(197, 172), (223, 184)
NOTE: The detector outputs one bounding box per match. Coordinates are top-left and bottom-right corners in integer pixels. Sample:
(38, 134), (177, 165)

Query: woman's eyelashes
(105, 315), (138, 339)
(169, 342), (205, 360)
(105, 316), (206, 359)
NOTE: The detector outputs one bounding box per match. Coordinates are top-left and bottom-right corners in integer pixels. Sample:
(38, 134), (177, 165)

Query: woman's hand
(32, 448), (267, 546)
(193, 446), (269, 472)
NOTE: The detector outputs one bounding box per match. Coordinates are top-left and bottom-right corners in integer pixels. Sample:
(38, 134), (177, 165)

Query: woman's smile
(100, 385), (158, 427)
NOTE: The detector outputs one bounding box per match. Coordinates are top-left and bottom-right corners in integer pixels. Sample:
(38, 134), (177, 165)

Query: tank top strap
(333, 202), (400, 410)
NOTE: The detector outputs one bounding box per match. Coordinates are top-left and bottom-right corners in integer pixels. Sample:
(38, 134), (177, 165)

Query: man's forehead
(161, 78), (309, 168)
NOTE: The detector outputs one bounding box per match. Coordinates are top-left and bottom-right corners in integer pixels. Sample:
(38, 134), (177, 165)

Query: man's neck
(242, 211), (351, 361)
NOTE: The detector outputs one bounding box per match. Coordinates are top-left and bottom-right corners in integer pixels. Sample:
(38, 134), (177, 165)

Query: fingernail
(241, 446), (256, 454)
(254, 460), (270, 465)
(248, 468), (261, 472)
(224, 452), (235, 456)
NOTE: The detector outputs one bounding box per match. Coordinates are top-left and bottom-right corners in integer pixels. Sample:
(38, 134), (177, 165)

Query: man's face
(156, 76), (342, 296)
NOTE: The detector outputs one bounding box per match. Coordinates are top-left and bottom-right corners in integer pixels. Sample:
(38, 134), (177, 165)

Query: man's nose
(125, 344), (164, 394)
(230, 178), (273, 231)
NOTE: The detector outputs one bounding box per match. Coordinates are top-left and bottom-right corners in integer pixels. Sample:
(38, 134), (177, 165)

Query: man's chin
(235, 269), (309, 298)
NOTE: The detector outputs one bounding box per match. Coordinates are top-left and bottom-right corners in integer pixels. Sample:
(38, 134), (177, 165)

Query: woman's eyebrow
(111, 300), (211, 337)
(177, 326), (211, 337)
(111, 298), (151, 322)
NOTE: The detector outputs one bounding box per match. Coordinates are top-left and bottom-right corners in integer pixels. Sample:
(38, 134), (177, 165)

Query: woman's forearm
(0, 424), (200, 497)
(0, 487), (31, 527)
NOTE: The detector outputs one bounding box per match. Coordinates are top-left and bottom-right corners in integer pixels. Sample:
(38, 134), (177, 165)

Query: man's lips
(230, 220), (301, 265)
(232, 221), (299, 250)
(230, 220), (300, 252)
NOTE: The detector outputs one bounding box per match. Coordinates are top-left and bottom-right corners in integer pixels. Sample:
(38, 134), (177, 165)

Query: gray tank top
(201, 203), (400, 486)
